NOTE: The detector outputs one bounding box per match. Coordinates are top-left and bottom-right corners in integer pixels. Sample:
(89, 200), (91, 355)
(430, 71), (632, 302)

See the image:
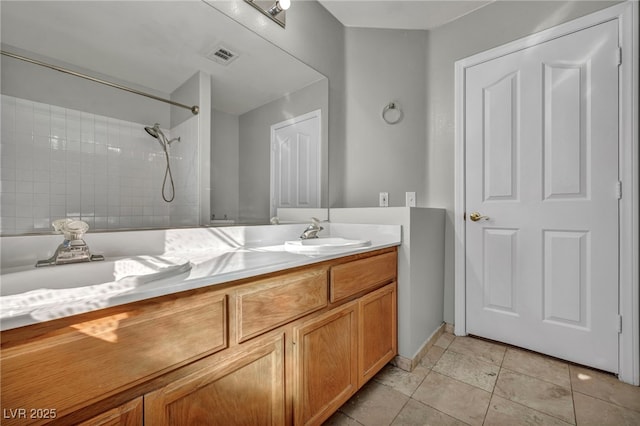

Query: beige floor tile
(570, 365), (640, 412)
(484, 395), (573, 426)
(494, 369), (574, 424)
(374, 364), (429, 397)
(432, 350), (500, 392)
(339, 335), (640, 426)
(447, 336), (506, 366)
(418, 345), (446, 369)
(324, 411), (364, 426)
(574, 391), (640, 426)
(412, 371), (491, 426)
(391, 399), (467, 426)
(502, 348), (570, 388)
(434, 332), (455, 349)
(340, 381), (409, 426)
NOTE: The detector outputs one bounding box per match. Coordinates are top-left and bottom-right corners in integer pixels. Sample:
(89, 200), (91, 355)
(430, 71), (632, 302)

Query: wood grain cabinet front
(144, 334), (285, 426)
(293, 302), (358, 426)
(358, 282), (398, 387)
(0, 290), (227, 425)
(330, 251), (397, 303)
(77, 397), (143, 426)
(0, 247), (398, 426)
(235, 267), (328, 343)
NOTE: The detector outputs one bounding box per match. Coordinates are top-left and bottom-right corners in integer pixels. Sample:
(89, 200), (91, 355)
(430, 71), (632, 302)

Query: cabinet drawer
(236, 267), (328, 342)
(0, 290), (227, 424)
(330, 251), (397, 303)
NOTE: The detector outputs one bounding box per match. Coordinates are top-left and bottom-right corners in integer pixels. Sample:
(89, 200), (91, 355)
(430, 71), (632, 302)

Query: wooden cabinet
(77, 398), (142, 426)
(330, 251), (397, 303)
(0, 290), (227, 425)
(358, 283), (397, 387)
(293, 303), (358, 426)
(235, 267), (328, 343)
(145, 334), (285, 426)
(292, 250), (398, 426)
(0, 247), (397, 426)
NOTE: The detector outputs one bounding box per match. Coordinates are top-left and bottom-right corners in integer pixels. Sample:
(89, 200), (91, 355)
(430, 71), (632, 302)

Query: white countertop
(0, 223), (401, 331)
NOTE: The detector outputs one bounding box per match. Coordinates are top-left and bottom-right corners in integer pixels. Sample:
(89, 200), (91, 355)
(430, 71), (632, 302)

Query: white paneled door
(464, 20), (619, 372)
(270, 110), (322, 218)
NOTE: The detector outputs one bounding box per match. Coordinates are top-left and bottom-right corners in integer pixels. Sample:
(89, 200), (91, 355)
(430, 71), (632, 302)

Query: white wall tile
(66, 110), (82, 141)
(50, 105), (66, 139)
(2, 95), (16, 135)
(1, 95), (200, 234)
(33, 103), (51, 136)
(15, 99), (34, 133)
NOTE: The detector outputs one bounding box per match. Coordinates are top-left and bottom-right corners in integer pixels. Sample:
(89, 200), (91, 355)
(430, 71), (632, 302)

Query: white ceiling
(317, 0), (495, 30)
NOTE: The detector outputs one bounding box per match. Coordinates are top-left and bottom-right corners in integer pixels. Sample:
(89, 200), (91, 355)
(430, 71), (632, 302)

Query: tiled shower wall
(0, 95), (199, 235)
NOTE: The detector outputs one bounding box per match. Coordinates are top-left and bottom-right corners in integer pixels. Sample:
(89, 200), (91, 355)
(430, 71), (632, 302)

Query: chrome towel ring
(382, 102), (403, 124)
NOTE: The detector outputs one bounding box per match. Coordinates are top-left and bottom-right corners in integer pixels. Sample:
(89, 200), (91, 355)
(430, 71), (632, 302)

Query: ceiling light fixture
(244, 0), (290, 28)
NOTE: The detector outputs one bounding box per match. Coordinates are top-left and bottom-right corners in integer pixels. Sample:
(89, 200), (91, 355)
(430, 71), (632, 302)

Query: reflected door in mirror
(270, 110), (322, 217)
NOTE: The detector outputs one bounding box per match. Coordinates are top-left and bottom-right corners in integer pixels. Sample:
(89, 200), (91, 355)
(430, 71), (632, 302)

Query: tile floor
(324, 332), (640, 425)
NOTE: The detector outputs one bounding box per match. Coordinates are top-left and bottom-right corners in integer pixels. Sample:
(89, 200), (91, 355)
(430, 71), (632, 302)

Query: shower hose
(161, 144), (175, 203)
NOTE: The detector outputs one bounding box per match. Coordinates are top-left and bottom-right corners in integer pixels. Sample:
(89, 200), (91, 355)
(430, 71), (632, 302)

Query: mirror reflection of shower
(144, 123), (180, 203)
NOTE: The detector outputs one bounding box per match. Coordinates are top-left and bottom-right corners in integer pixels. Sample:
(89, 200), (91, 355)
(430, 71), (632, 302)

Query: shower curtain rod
(1, 50), (200, 115)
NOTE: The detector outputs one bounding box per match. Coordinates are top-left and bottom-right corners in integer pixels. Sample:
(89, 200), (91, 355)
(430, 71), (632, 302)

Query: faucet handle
(311, 217), (320, 225)
(52, 218), (73, 234)
(62, 220), (90, 241)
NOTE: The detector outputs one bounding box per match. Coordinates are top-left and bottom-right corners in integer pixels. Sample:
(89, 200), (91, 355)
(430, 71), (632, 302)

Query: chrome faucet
(299, 217), (324, 240)
(35, 219), (105, 267)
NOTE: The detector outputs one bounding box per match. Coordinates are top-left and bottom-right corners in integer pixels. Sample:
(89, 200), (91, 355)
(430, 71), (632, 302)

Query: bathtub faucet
(299, 217), (324, 240)
(35, 219), (105, 267)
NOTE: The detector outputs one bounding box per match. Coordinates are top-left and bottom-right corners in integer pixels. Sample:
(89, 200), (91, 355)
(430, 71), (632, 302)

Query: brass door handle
(469, 212), (489, 222)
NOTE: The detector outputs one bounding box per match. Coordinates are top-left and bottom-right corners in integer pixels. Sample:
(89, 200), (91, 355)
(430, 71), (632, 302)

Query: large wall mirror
(0, 0), (328, 235)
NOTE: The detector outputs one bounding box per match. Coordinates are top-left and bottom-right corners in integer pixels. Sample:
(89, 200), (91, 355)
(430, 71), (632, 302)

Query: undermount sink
(284, 237), (371, 254)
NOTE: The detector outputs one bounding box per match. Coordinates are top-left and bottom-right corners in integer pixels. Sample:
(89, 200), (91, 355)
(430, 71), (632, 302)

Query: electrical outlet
(406, 192), (416, 207)
(379, 192), (389, 207)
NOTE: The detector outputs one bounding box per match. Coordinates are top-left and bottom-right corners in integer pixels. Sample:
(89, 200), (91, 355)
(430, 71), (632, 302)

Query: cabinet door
(358, 282), (397, 387)
(78, 397), (142, 426)
(144, 334), (285, 426)
(293, 302), (358, 426)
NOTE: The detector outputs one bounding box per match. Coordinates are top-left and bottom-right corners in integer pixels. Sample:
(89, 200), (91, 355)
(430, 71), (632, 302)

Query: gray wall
(238, 79), (328, 223)
(1, 47), (170, 126)
(208, 0), (346, 207)
(170, 71), (202, 129)
(344, 27), (428, 208)
(211, 109), (240, 221)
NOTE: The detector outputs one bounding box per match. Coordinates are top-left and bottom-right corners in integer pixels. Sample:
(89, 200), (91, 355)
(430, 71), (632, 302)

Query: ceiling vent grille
(205, 45), (239, 66)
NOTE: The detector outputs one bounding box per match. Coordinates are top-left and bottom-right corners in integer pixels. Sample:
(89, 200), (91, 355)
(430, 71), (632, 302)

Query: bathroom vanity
(0, 238), (397, 425)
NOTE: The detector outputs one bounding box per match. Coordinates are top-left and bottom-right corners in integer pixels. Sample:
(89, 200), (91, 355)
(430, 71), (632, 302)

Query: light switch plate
(406, 192), (416, 207)
(379, 192), (389, 207)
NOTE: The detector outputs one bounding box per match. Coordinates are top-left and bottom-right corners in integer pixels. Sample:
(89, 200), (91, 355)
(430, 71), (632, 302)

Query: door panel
(465, 20), (619, 372)
(543, 62), (588, 200)
(483, 72), (519, 201)
(483, 228), (518, 314)
(270, 111), (321, 217)
(543, 230), (589, 328)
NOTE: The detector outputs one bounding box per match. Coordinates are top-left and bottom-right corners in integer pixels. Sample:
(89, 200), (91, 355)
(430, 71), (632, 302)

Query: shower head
(142, 122), (181, 203)
(144, 123), (161, 139)
(144, 123), (180, 149)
